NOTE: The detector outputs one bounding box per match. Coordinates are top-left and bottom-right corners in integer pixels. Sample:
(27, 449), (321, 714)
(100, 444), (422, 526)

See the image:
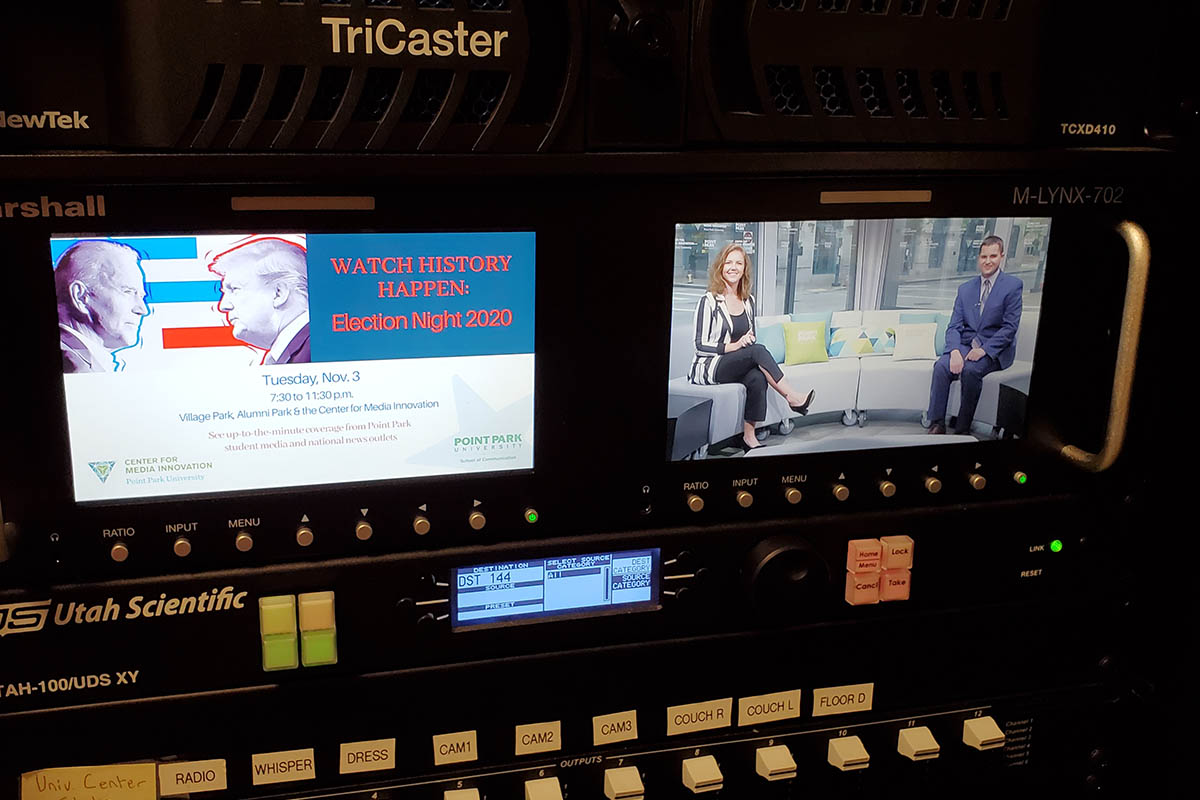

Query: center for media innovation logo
(88, 461), (116, 483)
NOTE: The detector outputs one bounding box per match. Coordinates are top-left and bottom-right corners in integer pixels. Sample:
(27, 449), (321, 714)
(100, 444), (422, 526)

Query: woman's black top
(729, 310), (750, 344)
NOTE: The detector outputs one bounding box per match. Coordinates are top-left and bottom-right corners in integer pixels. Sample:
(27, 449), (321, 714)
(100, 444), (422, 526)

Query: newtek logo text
(322, 16), (509, 57)
(0, 110), (89, 130)
(0, 600), (51, 637)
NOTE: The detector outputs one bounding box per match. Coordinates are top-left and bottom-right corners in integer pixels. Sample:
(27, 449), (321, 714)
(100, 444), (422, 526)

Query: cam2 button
(681, 755), (723, 794)
(524, 777), (563, 800)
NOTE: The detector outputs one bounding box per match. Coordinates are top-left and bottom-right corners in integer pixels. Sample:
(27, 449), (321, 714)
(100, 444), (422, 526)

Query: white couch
(667, 308), (1038, 448)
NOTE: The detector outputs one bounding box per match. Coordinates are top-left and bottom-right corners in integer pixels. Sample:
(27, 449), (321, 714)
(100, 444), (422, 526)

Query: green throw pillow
(782, 321), (829, 365)
(791, 311), (834, 348)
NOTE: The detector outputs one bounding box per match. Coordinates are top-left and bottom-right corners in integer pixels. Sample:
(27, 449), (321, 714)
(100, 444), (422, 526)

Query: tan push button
(827, 736), (870, 771)
(833, 483), (850, 502)
(413, 515), (431, 535)
(355, 521), (373, 541)
(604, 766), (644, 800)
(295, 526), (314, 547)
(846, 539), (882, 572)
(524, 777), (563, 800)
(880, 569), (911, 602)
(880, 535), (914, 569)
(784, 487), (802, 504)
(963, 716), (1006, 751)
(173, 537), (192, 557)
(468, 511), (487, 530)
(686, 493), (705, 512)
(968, 473), (987, 490)
(736, 490), (754, 508)
(110, 542), (129, 562)
(681, 755), (723, 794)
(845, 572), (880, 605)
(924, 476), (943, 494)
(235, 532), (254, 552)
(898, 727), (940, 761)
(755, 745), (796, 781)
(879, 480), (897, 497)
(444, 790), (480, 800)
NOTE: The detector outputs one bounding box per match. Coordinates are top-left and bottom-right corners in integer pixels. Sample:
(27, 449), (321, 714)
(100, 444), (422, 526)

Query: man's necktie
(980, 278), (992, 312)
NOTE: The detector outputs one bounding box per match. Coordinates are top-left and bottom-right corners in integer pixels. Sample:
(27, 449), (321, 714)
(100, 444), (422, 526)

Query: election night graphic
(51, 232), (536, 501)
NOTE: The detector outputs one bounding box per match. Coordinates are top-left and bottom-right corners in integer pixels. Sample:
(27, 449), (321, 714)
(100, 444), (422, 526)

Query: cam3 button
(604, 766), (645, 800)
(681, 755), (723, 794)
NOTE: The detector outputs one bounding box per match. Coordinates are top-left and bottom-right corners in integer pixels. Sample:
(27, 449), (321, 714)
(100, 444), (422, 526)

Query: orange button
(880, 535), (914, 570)
(879, 569), (911, 602)
(846, 539), (882, 573)
(845, 572), (880, 606)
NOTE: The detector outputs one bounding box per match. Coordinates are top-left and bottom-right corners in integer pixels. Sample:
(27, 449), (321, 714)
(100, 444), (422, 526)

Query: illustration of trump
(54, 240), (149, 373)
(210, 238), (311, 365)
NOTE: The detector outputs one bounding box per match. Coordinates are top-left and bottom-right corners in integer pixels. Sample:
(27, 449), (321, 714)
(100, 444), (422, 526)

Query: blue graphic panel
(306, 232), (536, 362)
(51, 237), (199, 263)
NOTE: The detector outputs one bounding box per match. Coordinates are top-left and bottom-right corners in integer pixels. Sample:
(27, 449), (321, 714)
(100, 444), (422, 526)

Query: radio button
(736, 490), (754, 508)
(879, 480), (897, 497)
(963, 716), (1006, 750)
(686, 493), (705, 512)
(827, 735), (870, 771)
(681, 755), (723, 793)
(173, 537), (192, 558)
(296, 526), (315, 547)
(833, 483), (850, 502)
(604, 766), (644, 799)
(755, 745), (797, 781)
(109, 542), (130, 563)
(524, 777), (562, 800)
(413, 515), (432, 535)
(845, 572), (880, 605)
(355, 521), (373, 541)
(235, 532), (254, 552)
(846, 539), (882, 572)
(880, 535), (914, 569)
(924, 476), (943, 494)
(784, 487), (802, 505)
(468, 511), (487, 531)
(898, 726), (940, 761)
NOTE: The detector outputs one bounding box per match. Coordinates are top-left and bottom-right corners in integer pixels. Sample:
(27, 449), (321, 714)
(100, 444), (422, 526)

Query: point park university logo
(88, 461), (116, 483)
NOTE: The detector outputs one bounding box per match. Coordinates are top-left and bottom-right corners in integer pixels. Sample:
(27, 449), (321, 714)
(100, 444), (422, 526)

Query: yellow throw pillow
(782, 321), (829, 365)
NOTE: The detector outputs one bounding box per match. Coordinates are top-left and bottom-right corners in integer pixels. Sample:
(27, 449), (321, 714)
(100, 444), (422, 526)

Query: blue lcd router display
(451, 549), (661, 630)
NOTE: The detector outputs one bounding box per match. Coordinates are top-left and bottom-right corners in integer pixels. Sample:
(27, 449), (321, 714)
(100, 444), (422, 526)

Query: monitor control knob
(468, 511), (487, 531)
(879, 480), (897, 498)
(833, 483), (850, 502)
(355, 521), (374, 541)
(686, 493), (705, 512)
(413, 516), (431, 535)
(968, 473), (987, 491)
(924, 476), (943, 494)
(296, 526), (314, 547)
(109, 542), (129, 563)
(784, 487), (802, 505)
(173, 537), (192, 558)
(744, 535), (830, 613)
(235, 532), (254, 552)
(736, 490), (754, 508)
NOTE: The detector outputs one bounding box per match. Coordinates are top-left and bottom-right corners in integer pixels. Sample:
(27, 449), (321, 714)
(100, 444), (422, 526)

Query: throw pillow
(758, 323), (786, 363)
(892, 322), (938, 361)
(782, 321), (829, 365)
(830, 326), (894, 357)
(899, 311), (947, 356)
(791, 311), (834, 348)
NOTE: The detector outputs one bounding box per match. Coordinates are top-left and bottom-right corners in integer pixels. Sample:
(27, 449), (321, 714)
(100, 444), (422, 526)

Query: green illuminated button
(262, 633), (298, 671)
(1014, 471), (1029, 485)
(524, 508), (539, 524)
(298, 591), (335, 631)
(302, 629), (338, 667)
(1050, 539), (1064, 553)
(259, 595), (297, 636)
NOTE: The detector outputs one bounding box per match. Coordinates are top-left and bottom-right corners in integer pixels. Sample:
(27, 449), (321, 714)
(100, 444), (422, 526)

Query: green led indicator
(1014, 471), (1029, 485)
(1050, 539), (1063, 553)
(524, 508), (539, 524)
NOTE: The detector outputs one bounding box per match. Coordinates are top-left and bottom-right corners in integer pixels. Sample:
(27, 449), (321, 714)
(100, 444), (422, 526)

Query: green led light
(1014, 471), (1029, 485)
(525, 508), (539, 524)
(1050, 539), (1064, 553)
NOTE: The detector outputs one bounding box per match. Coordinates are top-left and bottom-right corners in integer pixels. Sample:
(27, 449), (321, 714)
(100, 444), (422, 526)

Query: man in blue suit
(927, 235), (1023, 435)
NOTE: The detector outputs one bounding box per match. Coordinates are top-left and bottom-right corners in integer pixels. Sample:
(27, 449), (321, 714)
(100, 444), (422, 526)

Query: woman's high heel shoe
(790, 389), (817, 415)
(741, 439), (761, 453)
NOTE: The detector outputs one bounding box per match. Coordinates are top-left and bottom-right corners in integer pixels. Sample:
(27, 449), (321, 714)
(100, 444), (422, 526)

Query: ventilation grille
(763, 0), (1019, 17)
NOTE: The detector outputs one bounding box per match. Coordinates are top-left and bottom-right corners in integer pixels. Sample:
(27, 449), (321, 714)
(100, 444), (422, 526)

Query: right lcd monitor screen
(666, 216), (1051, 460)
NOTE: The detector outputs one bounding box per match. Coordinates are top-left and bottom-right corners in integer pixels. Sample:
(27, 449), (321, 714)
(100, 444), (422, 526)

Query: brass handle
(1059, 221), (1150, 472)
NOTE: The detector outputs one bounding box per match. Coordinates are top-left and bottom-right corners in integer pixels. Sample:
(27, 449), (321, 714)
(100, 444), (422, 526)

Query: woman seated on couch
(688, 242), (815, 452)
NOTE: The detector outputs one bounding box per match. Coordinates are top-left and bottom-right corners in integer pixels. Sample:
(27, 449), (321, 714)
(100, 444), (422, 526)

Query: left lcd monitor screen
(451, 548), (661, 630)
(50, 232), (536, 502)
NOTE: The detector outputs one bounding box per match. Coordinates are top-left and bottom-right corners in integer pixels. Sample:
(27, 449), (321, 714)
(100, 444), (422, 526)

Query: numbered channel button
(603, 766), (644, 800)
(681, 755), (723, 793)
